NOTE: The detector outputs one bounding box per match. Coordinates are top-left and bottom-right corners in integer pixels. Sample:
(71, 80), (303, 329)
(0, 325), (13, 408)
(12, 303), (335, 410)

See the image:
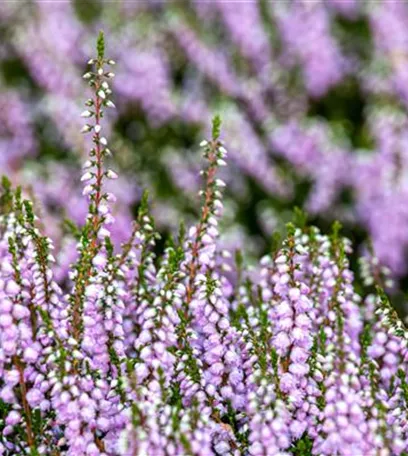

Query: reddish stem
(185, 140), (218, 306)
(13, 355), (35, 449)
(71, 61), (105, 344)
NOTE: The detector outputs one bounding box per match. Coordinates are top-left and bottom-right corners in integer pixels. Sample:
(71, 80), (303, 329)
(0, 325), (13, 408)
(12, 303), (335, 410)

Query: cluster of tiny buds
(199, 139), (228, 166)
(359, 255), (394, 289)
(80, 59), (115, 136)
(197, 138), (227, 214)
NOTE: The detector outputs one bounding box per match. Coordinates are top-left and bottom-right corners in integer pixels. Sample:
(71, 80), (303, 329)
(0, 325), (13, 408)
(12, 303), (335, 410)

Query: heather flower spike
(2, 33), (408, 456)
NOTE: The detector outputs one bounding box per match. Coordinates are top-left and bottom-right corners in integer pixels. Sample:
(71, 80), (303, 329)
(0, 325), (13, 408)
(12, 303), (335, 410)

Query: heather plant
(2, 33), (408, 456)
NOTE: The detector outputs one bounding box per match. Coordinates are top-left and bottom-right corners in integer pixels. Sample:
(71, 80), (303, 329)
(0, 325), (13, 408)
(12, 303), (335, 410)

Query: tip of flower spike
(97, 30), (105, 60)
(212, 114), (222, 141)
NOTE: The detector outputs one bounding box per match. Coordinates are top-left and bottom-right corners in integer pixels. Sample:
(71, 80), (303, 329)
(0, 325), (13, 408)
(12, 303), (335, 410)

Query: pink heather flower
(5, 280), (20, 296)
(6, 411), (21, 426)
(23, 346), (39, 363)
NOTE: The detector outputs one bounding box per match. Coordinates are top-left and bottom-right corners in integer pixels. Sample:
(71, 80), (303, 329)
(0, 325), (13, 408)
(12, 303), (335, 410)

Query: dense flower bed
(1, 34), (408, 456)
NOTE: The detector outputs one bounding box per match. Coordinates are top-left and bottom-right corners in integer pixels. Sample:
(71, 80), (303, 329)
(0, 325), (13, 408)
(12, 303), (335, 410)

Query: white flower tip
(80, 125), (92, 133)
(82, 160), (93, 169)
(106, 170), (118, 180)
(81, 172), (93, 182)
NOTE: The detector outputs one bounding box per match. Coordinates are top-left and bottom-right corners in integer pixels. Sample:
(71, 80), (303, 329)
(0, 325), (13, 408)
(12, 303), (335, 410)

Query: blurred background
(1, 0), (408, 310)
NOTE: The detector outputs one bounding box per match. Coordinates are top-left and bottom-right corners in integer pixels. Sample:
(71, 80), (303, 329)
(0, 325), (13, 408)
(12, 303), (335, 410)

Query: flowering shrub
(1, 33), (408, 456)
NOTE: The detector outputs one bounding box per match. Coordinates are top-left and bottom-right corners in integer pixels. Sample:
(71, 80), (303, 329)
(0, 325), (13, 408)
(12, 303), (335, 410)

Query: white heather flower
(80, 110), (93, 118)
(83, 185), (93, 196)
(106, 170), (118, 179)
(98, 204), (109, 215)
(106, 193), (117, 202)
(80, 172), (93, 182)
(99, 137), (108, 145)
(81, 124), (92, 133)
(83, 72), (92, 79)
(275, 255), (287, 264)
(82, 160), (92, 169)
(98, 227), (111, 239)
(105, 100), (116, 108)
(200, 140), (208, 147)
(219, 146), (228, 156)
(94, 125), (101, 134)
(93, 254), (107, 269)
(97, 89), (106, 99)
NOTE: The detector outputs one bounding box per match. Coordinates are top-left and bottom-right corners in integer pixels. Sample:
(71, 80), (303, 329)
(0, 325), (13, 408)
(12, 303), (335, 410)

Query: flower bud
(81, 124), (93, 133)
(106, 170), (118, 180)
(81, 172), (93, 182)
